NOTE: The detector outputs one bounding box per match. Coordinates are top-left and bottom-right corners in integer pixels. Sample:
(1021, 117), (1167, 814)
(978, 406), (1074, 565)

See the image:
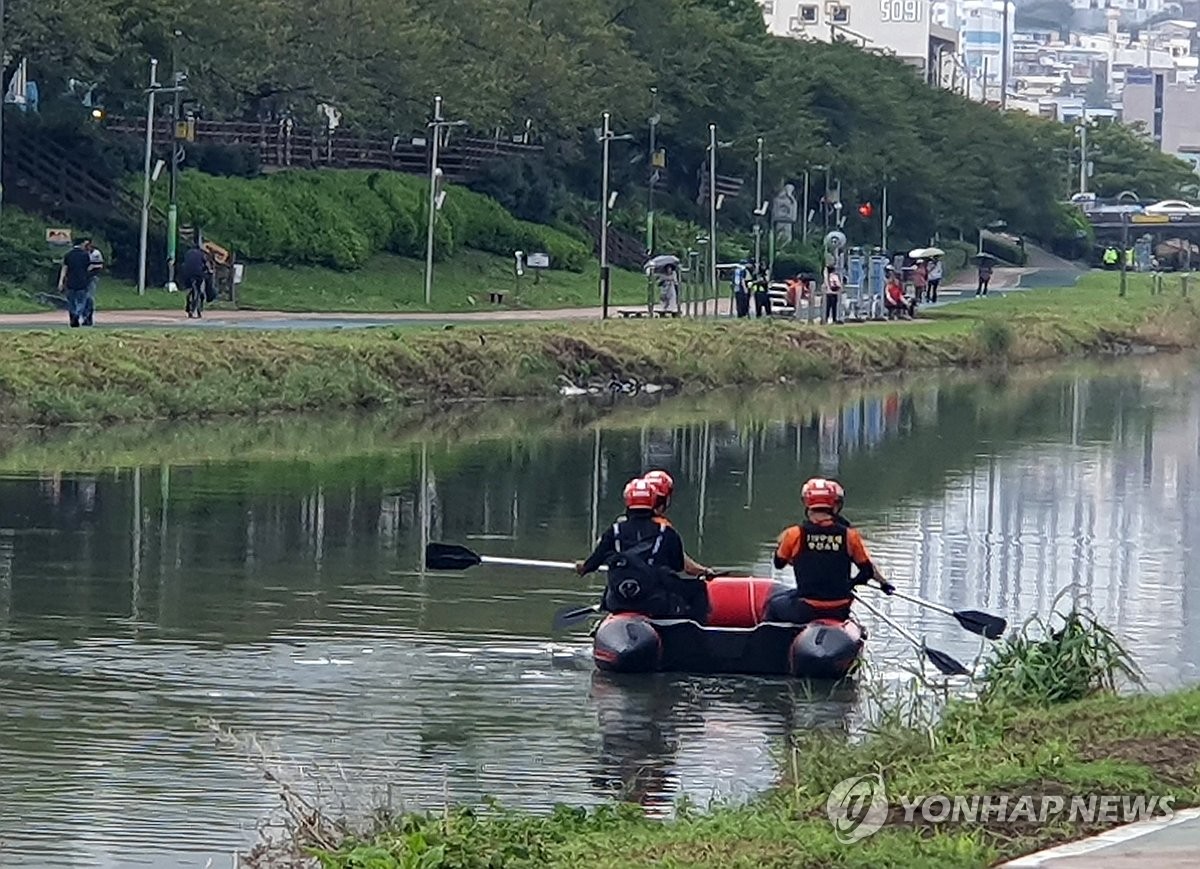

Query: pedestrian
(84, 240), (104, 326)
(976, 259), (993, 297)
(657, 264), (680, 316)
(884, 267), (915, 319)
(822, 265), (842, 324)
(752, 262), (772, 318)
(912, 259), (928, 303)
(731, 260), (751, 319)
(926, 257), (942, 303)
(57, 238), (93, 328)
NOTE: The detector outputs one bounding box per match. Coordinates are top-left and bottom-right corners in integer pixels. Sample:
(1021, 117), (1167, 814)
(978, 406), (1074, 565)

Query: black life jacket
(792, 519), (854, 602)
(604, 517), (672, 610)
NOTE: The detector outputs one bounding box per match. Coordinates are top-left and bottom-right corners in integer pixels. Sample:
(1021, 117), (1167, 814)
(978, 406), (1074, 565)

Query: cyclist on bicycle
(181, 242), (211, 318)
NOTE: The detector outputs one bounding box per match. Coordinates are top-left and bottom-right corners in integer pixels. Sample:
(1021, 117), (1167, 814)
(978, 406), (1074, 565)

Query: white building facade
(758, 0), (960, 87)
(961, 0), (1017, 102)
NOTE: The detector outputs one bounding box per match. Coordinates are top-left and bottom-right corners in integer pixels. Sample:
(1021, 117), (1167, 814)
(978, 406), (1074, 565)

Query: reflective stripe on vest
(612, 521), (665, 561)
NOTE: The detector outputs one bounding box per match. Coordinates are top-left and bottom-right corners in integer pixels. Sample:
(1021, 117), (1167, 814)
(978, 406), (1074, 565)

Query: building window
(830, 4), (850, 22)
(799, 4), (819, 22)
(761, 0), (775, 13)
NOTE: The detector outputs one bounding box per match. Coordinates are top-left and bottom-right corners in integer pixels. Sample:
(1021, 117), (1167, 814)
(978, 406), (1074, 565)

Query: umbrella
(975, 252), (998, 262)
(644, 254), (680, 273)
(909, 247), (945, 259)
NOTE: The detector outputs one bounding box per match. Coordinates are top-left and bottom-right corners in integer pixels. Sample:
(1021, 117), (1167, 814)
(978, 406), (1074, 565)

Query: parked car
(1143, 199), (1200, 215)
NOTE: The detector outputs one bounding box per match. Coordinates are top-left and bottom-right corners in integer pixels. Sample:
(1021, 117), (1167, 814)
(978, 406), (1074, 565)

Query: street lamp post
(708, 124), (718, 309)
(165, 31), (186, 292)
(423, 95), (467, 306)
(646, 87), (659, 256)
(753, 137), (764, 266)
(1077, 108), (1089, 196)
(881, 182), (889, 252)
(0, 0), (6, 223)
(597, 112), (634, 319)
(600, 111), (612, 317)
(137, 59), (160, 296)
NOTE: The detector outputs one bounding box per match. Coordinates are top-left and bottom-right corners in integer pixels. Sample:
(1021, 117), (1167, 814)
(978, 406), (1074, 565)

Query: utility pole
(165, 31), (186, 292)
(596, 113), (633, 319)
(708, 124), (718, 306)
(823, 165), (832, 233)
(802, 168), (810, 245)
(600, 111), (612, 318)
(137, 59), (160, 295)
(423, 95), (466, 307)
(1001, 0), (1010, 110)
(881, 183), (889, 252)
(1078, 107), (1089, 196)
(646, 87), (658, 256)
(0, 0), (7, 223)
(753, 136), (764, 266)
(425, 95), (443, 307)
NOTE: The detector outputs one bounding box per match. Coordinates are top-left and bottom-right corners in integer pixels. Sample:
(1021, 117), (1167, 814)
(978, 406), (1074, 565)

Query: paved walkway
(1001, 807), (1200, 868)
(0, 258), (1079, 331)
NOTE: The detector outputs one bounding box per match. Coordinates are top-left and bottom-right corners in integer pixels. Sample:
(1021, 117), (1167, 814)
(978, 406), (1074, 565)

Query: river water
(1, 358), (1199, 867)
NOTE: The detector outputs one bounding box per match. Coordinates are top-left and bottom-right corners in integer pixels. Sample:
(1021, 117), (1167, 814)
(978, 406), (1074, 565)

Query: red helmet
(643, 470), (675, 500)
(623, 477), (658, 510)
(801, 478), (845, 511)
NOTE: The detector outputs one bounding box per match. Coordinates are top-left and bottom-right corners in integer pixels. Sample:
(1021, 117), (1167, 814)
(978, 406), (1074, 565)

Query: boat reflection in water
(586, 670), (857, 816)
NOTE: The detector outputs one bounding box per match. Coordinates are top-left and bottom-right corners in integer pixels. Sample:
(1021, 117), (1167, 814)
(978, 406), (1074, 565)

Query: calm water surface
(1, 359), (1199, 867)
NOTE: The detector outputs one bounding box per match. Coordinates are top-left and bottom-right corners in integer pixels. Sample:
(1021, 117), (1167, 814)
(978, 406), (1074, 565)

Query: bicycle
(185, 274), (206, 319)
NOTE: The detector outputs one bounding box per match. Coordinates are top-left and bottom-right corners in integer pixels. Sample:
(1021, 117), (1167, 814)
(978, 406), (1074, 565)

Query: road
(0, 256), (1081, 331)
(1002, 808), (1200, 868)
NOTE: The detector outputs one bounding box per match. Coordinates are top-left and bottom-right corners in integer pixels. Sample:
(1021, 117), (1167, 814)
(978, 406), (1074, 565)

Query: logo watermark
(825, 774), (1175, 842)
(825, 772), (889, 844)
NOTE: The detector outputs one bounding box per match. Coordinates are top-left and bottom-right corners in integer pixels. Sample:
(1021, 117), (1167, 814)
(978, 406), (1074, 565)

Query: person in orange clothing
(643, 469), (714, 579)
(764, 477), (895, 624)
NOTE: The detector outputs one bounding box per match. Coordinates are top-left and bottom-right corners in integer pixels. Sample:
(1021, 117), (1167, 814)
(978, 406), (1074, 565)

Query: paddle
(553, 603), (603, 631)
(870, 583), (1007, 640)
(852, 593), (971, 677)
(425, 542), (594, 573)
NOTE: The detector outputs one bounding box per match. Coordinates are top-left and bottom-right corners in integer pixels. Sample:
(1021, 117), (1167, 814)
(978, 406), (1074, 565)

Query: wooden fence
(101, 117), (544, 182)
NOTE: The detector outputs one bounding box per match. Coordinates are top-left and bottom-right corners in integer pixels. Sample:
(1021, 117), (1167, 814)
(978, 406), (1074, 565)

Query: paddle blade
(955, 610), (1007, 640)
(424, 542), (483, 571)
(924, 646), (971, 677)
(553, 604), (602, 631)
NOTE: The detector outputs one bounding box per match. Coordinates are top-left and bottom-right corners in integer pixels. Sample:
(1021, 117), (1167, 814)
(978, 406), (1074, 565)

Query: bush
(981, 233), (1028, 265)
(153, 169), (589, 271)
(1043, 202), (1094, 261)
(0, 209), (62, 289)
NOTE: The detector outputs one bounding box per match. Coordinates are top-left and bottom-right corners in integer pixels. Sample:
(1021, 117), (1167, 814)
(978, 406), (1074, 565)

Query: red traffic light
(858, 202), (874, 218)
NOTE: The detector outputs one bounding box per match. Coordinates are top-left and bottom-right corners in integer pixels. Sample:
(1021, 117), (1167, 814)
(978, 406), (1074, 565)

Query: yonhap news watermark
(826, 773), (1176, 844)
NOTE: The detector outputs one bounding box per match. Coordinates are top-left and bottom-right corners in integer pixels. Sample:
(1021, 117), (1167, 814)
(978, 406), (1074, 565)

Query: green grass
(0, 251), (654, 315)
(241, 610), (1200, 869)
(0, 277), (1195, 425)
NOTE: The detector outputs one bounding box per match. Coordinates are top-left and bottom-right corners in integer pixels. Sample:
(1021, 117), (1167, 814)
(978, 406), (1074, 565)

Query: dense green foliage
(0, 209), (61, 289)
(7, 0), (1196, 258)
(154, 170), (589, 270)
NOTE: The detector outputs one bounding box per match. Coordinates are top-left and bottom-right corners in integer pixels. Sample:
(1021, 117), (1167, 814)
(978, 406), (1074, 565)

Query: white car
(1143, 199), (1200, 215)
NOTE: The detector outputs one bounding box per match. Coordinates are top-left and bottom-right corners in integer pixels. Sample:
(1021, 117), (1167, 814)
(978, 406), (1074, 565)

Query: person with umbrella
(645, 255), (681, 316)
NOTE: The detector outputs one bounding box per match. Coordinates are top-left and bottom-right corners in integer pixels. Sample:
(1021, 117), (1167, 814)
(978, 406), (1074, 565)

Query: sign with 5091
(880, 0), (922, 21)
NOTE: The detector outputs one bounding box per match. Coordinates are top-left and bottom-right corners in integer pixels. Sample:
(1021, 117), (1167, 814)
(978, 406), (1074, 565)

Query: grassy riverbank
(243, 611), (1200, 868)
(0, 278), (1196, 425)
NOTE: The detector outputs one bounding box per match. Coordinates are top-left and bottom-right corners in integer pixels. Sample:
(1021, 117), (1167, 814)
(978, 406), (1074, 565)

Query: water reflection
(1, 359), (1200, 866)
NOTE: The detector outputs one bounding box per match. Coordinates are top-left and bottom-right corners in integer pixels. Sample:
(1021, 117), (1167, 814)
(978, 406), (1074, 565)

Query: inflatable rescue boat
(592, 576), (866, 679)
